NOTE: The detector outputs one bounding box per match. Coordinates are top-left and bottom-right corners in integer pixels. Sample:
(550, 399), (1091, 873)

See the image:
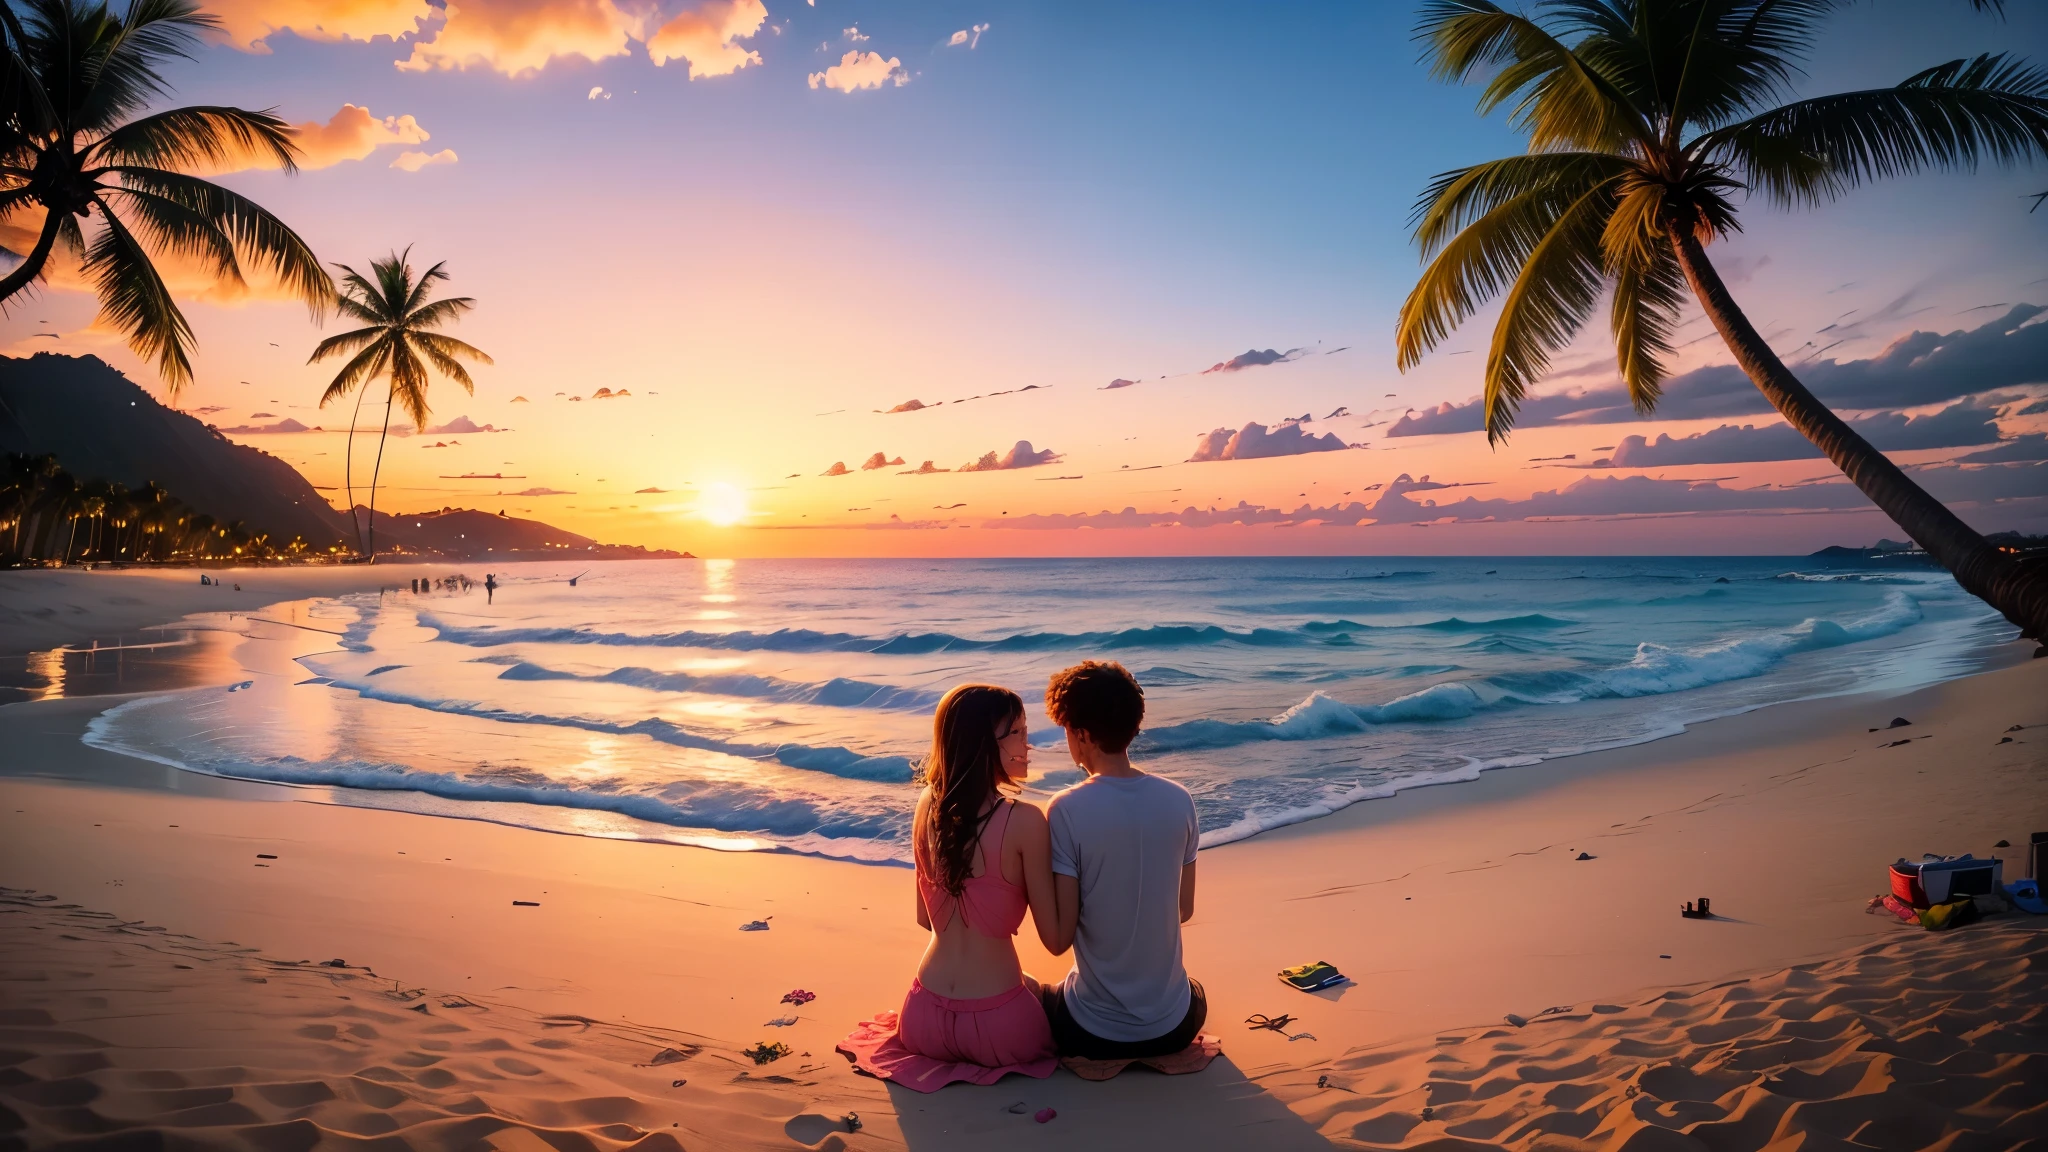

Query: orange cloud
(646, 0), (767, 78)
(808, 50), (908, 92)
(390, 148), (460, 171)
(183, 103), (434, 176)
(398, 0), (643, 76)
(207, 0), (430, 51)
(290, 104), (431, 169)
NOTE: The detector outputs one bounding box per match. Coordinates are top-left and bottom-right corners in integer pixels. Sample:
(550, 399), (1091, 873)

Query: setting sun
(698, 482), (748, 527)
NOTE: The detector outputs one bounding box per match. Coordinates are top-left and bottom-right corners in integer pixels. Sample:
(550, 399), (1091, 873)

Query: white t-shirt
(1048, 771), (1200, 1042)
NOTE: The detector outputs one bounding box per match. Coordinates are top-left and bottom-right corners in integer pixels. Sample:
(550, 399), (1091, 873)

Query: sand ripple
(0, 888), (896, 1151)
(5, 884), (2043, 1151)
(1272, 918), (2047, 1151)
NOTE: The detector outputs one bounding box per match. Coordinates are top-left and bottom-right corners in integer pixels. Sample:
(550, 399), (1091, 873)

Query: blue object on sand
(2005, 880), (2047, 915)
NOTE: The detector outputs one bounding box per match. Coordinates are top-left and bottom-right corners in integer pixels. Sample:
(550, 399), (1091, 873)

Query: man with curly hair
(1039, 660), (1206, 1059)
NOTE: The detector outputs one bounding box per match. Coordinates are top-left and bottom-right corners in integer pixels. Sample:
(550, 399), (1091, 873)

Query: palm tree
(0, 0), (330, 394)
(1397, 0), (2048, 642)
(311, 249), (491, 560)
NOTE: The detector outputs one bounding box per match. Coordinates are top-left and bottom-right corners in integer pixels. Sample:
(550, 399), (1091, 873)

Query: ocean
(79, 556), (2012, 862)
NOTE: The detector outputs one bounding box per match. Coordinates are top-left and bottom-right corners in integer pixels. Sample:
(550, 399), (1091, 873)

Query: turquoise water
(82, 556), (2011, 861)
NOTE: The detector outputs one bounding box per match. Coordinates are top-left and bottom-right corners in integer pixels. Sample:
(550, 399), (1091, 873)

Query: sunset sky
(3, 0), (2045, 556)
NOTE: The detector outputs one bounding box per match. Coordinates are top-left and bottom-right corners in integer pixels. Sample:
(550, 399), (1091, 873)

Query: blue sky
(4, 0), (2045, 553)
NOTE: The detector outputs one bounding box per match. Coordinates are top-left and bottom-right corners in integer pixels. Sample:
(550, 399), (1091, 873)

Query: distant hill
(0, 353), (350, 548)
(361, 506), (689, 561)
(0, 352), (687, 564)
(1811, 533), (2046, 562)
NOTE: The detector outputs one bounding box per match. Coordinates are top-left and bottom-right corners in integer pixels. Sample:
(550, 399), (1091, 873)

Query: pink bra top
(917, 800), (1028, 940)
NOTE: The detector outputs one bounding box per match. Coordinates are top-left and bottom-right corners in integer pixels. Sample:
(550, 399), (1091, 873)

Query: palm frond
(1698, 53), (2048, 205)
(100, 182), (240, 282)
(0, 3), (57, 140)
(416, 342), (476, 392)
(374, 250), (413, 313)
(82, 196), (195, 392)
(1605, 228), (1689, 413)
(308, 325), (385, 364)
(1412, 151), (1632, 255)
(411, 329), (494, 367)
(401, 296), (476, 332)
(386, 335), (432, 429)
(1400, 156), (1626, 370)
(76, 0), (214, 133)
(109, 167), (330, 311)
(400, 258), (451, 316)
(318, 336), (392, 406)
(332, 263), (398, 322)
(1414, 0), (1653, 152)
(1480, 180), (1618, 443)
(89, 105), (298, 172)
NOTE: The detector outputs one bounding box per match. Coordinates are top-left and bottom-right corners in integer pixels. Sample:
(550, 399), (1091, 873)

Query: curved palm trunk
(1673, 234), (2048, 645)
(342, 381), (372, 556)
(0, 210), (63, 303)
(364, 384), (397, 561)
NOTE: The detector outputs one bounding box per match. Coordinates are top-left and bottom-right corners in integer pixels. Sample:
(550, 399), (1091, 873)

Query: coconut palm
(311, 249), (491, 560)
(1397, 0), (2048, 641)
(0, 0), (330, 394)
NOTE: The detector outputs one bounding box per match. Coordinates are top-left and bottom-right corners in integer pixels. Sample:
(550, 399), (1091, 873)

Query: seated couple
(837, 661), (1208, 1091)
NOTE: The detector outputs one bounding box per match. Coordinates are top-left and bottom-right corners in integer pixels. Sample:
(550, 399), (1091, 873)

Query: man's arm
(1047, 800), (1080, 955)
(1053, 873), (1080, 955)
(1179, 861), (1196, 923)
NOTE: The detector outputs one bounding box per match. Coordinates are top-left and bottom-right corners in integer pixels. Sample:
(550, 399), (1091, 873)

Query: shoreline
(4, 564), (2023, 862)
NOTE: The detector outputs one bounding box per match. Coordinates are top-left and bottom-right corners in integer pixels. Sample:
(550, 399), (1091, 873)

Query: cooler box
(1894, 855), (2003, 909)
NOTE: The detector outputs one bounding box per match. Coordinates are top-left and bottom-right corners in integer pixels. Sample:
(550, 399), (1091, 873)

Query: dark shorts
(1040, 978), (1207, 1061)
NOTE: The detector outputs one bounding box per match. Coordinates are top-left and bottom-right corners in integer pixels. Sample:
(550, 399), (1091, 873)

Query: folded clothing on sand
(1918, 898), (1980, 932)
(1279, 961), (1347, 992)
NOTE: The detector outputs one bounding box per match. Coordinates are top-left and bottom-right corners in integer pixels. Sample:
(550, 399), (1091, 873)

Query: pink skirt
(836, 980), (1057, 1092)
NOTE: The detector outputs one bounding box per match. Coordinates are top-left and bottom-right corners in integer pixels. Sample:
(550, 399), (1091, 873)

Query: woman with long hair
(837, 684), (1066, 1090)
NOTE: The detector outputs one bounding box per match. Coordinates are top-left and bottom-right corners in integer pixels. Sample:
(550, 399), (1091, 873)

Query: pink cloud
(958, 441), (1062, 471)
(390, 148), (458, 172)
(809, 50), (909, 92)
(1187, 421), (1350, 462)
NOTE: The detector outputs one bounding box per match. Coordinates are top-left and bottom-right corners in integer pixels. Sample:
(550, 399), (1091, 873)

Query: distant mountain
(1810, 533), (2048, 562)
(361, 506), (689, 562)
(0, 353), (350, 548)
(1809, 538), (1923, 559)
(0, 352), (687, 564)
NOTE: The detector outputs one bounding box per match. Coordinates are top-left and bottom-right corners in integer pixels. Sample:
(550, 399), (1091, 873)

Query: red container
(1890, 862), (1929, 909)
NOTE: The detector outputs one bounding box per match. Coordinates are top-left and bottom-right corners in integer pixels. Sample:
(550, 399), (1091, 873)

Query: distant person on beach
(1039, 660), (1206, 1060)
(838, 685), (1064, 1091)
(485, 573), (497, 604)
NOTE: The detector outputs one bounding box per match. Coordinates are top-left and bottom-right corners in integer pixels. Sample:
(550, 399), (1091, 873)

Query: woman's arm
(1179, 861), (1197, 924)
(912, 789), (932, 930)
(1011, 802), (1072, 955)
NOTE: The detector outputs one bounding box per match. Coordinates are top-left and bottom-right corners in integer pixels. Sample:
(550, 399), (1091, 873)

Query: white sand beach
(2, 567), (2045, 1150)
